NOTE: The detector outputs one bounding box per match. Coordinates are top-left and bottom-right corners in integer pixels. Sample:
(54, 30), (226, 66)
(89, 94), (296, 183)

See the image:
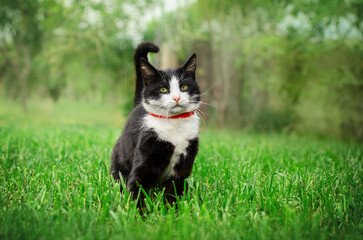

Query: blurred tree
(0, 0), (362, 139)
(0, 0), (154, 110)
(0, 0), (50, 111)
(144, 0), (363, 139)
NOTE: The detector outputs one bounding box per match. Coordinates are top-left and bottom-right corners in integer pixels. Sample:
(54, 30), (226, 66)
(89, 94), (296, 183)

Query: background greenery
(1, 0), (362, 139)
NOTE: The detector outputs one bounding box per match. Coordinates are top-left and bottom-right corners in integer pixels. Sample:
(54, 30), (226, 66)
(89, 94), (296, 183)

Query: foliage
(0, 0), (148, 109)
(0, 0), (362, 139)
(145, 0), (363, 139)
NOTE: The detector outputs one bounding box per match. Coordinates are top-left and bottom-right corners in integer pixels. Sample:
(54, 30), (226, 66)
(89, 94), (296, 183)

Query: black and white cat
(111, 41), (200, 205)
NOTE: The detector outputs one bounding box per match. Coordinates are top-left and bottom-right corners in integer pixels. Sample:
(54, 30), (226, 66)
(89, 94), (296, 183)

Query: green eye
(181, 85), (188, 91)
(160, 87), (168, 93)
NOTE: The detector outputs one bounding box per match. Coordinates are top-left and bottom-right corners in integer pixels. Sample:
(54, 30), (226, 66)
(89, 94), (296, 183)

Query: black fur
(111, 41), (200, 206)
(133, 41), (159, 106)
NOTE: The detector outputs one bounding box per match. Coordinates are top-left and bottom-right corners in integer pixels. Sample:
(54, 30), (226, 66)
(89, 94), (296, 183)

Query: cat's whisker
(153, 104), (165, 110)
(159, 106), (168, 118)
(164, 106), (171, 117)
(193, 88), (213, 98)
(196, 111), (207, 126)
(194, 108), (207, 124)
(154, 106), (164, 113)
(166, 108), (171, 118)
(188, 105), (206, 125)
(154, 104), (171, 118)
(190, 100), (215, 108)
(154, 106), (166, 117)
(198, 101), (215, 108)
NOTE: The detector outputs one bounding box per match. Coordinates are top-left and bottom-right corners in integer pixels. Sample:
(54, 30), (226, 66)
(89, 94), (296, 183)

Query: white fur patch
(169, 76), (181, 98)
(142, 112), (199, 181)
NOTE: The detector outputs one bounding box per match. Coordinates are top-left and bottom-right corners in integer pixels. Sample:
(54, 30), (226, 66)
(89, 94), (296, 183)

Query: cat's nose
(172, 96), (181, 103)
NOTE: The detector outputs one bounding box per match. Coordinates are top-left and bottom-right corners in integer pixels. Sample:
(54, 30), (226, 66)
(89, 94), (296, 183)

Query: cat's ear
(140, 59), (158, 85)
(183, 54), (197, 74)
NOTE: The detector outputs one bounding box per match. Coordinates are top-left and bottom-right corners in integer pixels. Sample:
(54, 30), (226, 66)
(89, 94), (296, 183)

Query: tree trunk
(14, 44), (31, 112)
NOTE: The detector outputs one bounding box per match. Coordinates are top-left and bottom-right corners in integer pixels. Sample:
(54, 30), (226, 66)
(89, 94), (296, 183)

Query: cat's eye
(181, 85), (188, 91)
(160, 87), (168, 93)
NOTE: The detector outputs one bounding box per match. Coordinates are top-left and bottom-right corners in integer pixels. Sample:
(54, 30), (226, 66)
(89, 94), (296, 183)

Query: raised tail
(133, 41), (159, 106)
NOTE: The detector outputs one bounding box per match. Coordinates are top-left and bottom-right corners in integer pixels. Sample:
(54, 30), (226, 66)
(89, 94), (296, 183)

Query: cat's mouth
(170, 102), (194, 114)
(170, 102), (198, 114)
(170, 105), (185, 113)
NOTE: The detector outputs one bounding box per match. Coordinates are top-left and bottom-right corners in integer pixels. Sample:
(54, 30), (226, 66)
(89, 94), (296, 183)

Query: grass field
(0, 101), (362, 239)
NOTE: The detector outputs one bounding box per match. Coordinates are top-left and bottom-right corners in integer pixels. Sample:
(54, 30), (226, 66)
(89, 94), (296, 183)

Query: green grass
(0, 101), (362, 239)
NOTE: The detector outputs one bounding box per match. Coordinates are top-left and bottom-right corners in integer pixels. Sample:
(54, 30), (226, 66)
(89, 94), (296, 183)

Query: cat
(110, 41), (201, 206)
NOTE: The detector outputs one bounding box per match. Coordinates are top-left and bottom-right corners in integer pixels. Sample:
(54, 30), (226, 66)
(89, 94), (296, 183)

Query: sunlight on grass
(0, 99), (126, 127)
(0, 102), (362, 240)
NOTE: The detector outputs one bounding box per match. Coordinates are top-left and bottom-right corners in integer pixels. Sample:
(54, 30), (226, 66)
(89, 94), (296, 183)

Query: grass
(0, 100), (362, 239)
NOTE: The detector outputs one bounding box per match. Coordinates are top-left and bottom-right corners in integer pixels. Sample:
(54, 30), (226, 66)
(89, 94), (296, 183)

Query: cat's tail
(133, 41), (159, 106)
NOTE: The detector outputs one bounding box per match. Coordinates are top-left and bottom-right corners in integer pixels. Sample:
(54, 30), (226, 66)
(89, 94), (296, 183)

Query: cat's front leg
(164, 138), (198, 205)
(163, 178), (188, 205)
(127, 177), (150, 209)
(174, 138), (198, 177)
(126, 170), (153, 208)
(126, 162), (164, 207)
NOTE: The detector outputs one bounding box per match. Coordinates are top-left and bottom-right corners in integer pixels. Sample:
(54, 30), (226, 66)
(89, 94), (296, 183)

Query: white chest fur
(142, 114), (199, 180)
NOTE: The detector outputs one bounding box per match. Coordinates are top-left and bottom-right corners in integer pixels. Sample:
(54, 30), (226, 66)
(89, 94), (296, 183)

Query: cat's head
(140, 54), (200, 116)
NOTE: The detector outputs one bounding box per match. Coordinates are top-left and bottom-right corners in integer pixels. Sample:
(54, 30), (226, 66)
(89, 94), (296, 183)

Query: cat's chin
(142, 102), (187, 116)
(169, 106), (187, 114)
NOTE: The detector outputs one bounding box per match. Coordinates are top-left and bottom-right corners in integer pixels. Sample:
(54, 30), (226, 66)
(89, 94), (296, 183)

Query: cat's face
(140, 54), (200, 116)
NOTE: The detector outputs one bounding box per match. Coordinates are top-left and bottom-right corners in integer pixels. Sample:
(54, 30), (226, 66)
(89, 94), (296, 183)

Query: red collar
(149, 111), (195, 119)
